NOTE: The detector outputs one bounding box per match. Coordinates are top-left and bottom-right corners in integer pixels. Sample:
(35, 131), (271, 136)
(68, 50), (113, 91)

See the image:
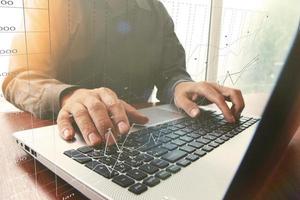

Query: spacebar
(161, 150), (187, 163)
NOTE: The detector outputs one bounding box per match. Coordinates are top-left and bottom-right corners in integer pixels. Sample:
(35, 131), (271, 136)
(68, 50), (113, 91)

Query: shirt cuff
(41, 84), (80, 119)
(169, 79), (194, 103)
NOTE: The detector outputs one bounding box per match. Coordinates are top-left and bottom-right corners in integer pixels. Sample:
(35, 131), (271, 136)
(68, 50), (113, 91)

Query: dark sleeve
(155, 1), (193, 103)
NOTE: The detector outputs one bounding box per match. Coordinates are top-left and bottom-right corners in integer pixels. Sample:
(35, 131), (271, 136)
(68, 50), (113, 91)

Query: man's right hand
(57, 88), (149, 146)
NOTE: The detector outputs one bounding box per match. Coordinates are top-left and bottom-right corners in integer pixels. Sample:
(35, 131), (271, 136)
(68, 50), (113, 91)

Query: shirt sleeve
(2, 2), (78, 119)
(155, 1), (193, 103)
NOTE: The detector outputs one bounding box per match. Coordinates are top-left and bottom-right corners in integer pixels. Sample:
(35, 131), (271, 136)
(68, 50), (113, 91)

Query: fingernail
(191, 108), (199, 117)
(118, 121), (129, 134)
(88, 133), (100, 145)
(63, 129), (70, 139)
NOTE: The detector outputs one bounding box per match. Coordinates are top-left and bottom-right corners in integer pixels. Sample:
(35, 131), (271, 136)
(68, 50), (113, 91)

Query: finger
(211, 85), (245, 119)
(84, 97), (116, 144)
(227, 89), (245, 119)
(174, 94), (201, 118)
(121, 100), (149, 124)
(97, 89), (130, 135)
(70, 103), (102, 146)
(57, 109), (75, 140)
(198, 85), (235, 123)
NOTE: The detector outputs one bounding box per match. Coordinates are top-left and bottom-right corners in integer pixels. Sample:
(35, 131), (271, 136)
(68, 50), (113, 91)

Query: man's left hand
(174, 81), (245, 123)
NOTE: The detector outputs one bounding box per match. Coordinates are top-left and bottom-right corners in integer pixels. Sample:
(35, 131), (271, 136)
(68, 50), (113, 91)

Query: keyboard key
(157, 136), (172, 143)
(64, 149), (81, 157)
(112, 175), (135, 188)
(177, 159), (191, 167)
(136, 154), (154, 162)
(186, 154), (199, 162)
(187, 133), (201, 139)
(208, 142), (219, 148)
(77, 146), (94, 154)
(99, 157), (117, 166)
(147, 147), (168, 157)
(204, 134), (217, 140)
(160, 129), (172, 134)
(156, 170), (171, 180)
(150, 159), (169, 169)
(188, 141), (204, 149)
(123, 148), (140, 156)
(95, 165), (118, 178)
(202, 146), (214, 152)
(72, 154), (92, 164)
(168, 126), (179, 131)
(125, 158), (143, 167)
(166, 133), (180, 139)
(196, 138), (211, 144)
(171, 139), (186, 146)
(215, 138), (225, 144)
(179, 136), (194, 143)
(87, 150), (104, 159)
(111, 153), (129, 161)
(179, 145), (196, 153)
(209, 132), (222, 137)
(174, 130), (187, 136)
(161, 149), (187, 163)
(143, 176), (160, 187)
(225, 133), (234, 138)
(86, 161), (118, 178)
(140, 164), (159, 174)
(166, 165), (181, 173)
(162, 143), (178, 151)
(85, 160), (99, 170)
(138, 141), (162, 152)
(194, 150), (207, 157)
(128, 183), (148, 194)
(221, 135), (230, 141)
(126, 169), (147, 181)
(114, 163), (131, 173)
(175, 124), (185, 129)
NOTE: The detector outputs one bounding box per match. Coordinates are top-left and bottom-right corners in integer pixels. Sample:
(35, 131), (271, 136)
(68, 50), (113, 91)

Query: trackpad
(139, 107), (184, 126)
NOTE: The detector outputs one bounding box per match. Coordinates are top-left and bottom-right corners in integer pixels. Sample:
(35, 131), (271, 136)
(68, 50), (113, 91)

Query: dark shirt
(2, 0), (192, 119)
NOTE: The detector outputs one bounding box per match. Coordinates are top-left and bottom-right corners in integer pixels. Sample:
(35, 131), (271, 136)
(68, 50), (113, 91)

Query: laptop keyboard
(63, 110), (259, 195)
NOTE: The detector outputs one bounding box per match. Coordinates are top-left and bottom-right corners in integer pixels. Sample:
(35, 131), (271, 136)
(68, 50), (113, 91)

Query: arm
(155, 2), (245, 122)
(2, 2), (78, 119)
(154, 2), (193, 103)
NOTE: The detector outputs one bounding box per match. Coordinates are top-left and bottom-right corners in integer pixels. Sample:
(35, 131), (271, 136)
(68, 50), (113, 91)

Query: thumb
(175, 94), (200, 118)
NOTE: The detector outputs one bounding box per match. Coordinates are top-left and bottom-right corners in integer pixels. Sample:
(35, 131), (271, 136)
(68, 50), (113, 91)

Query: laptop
(13, 26), (300, 200)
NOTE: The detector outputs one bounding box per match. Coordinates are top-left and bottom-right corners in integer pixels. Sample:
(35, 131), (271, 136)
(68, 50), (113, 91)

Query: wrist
(60, 87), (81, 108)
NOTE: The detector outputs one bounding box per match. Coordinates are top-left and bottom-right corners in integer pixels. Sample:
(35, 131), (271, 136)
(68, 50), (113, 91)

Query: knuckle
(108, 100), (123, 110)
(73, 107), (87, 118)
(87, 100), (104, 112)
(98, 87), (110, 94)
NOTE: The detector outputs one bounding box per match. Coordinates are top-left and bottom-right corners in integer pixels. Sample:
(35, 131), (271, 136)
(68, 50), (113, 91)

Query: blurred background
(0, 0), (299, 112)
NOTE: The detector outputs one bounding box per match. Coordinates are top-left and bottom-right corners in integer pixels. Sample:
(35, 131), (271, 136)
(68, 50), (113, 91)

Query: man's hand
(174, 81), (245, 123)
(57, 88), (149, 146)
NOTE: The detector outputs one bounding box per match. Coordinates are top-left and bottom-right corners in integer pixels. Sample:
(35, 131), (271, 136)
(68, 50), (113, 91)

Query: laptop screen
(224, 19), (300, 200)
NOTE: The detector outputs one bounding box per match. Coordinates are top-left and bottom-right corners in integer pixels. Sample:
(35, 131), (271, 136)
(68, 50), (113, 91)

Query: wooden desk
(0, 94), (299, 200)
